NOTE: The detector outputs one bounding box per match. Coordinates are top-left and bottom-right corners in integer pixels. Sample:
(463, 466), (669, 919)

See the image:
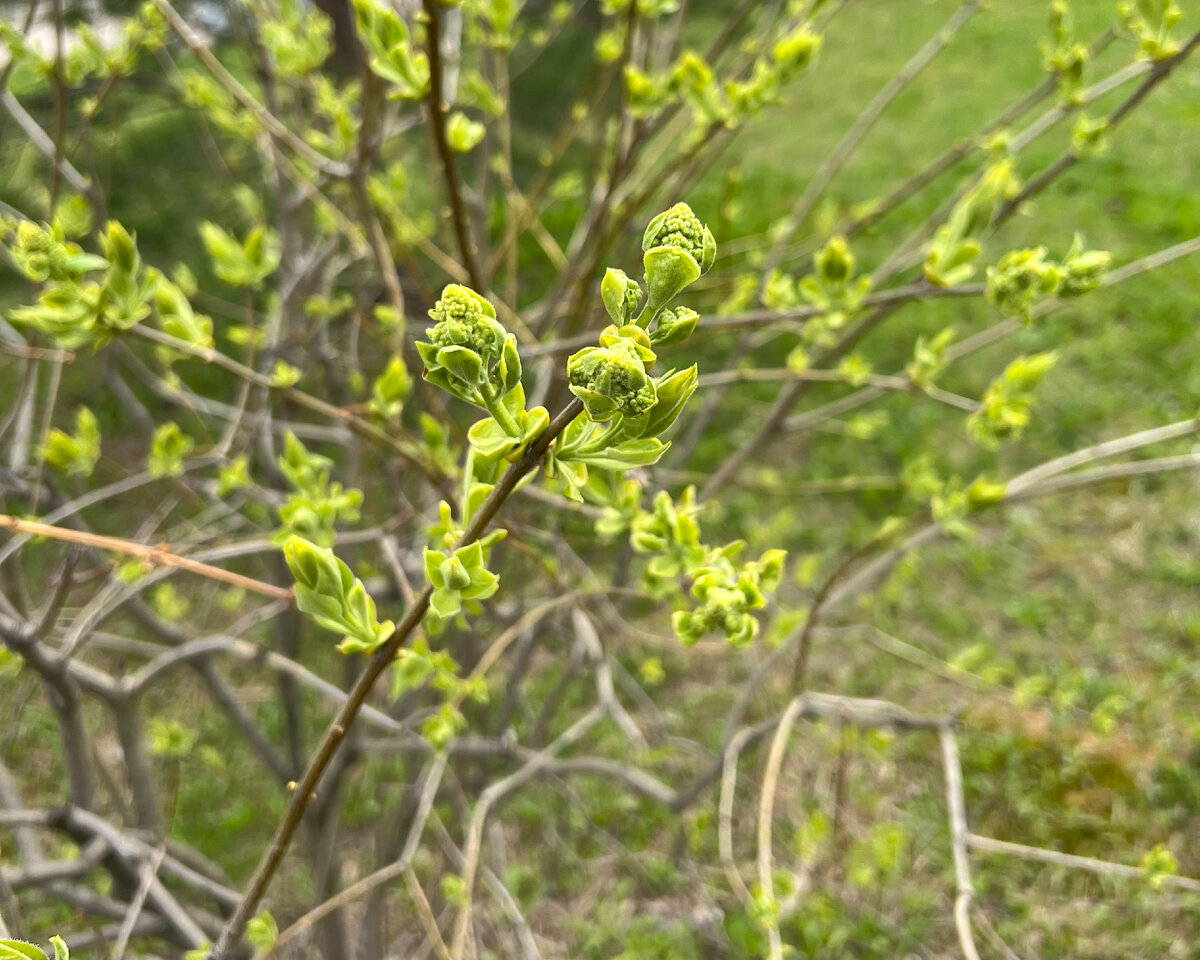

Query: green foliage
(0, 938), (68, 960)
(283, 536), (396, 654)
(352, 0), (431, 99)
(199, 222), (282, 289)
(925, 160), (1021, 287)
(423, 541), (500, 621)
(1119, 0), (1183, 60)
(968, 352), (1058, 448)
(40, 407), (101, 478)
(4, 220), (157, 348)
(985, 236), (1112, 319)
(258, 0), (334, 78)
(1041, 0), (1089, 104)
(2, 1), (1199, 956)
(276, 431), (363, 546)
(906, 327), (955, 391)
(153, 275), (213, 350)
(147, 421), (194, 478)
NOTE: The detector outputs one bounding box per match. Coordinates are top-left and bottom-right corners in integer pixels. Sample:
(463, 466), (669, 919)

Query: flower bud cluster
(672, 549), (787, 648)
(986, 236), (1111, 320)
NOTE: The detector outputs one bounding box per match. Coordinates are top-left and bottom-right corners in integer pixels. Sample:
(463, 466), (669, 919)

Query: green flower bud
(773, 26), (821, 74)
(815, 235), (853, 285)
(439, 554), (473, 591)
(425, 284), (506, 358)
(598, 324), (656, 365)
(417, 284), (515, 404)
(1059, 236), (1111, 297)
(641, 201), (716, 274)
(567, 339), (657, 422)
(985, 247), (1062, 320)
(651, 306), (699, 346)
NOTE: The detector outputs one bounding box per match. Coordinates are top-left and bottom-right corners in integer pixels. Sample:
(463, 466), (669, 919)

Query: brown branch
(208, 398), (584, 957)
(424, 0), (485, 291)
(0, 514), (293, 602)
(129, 324), (455, 499)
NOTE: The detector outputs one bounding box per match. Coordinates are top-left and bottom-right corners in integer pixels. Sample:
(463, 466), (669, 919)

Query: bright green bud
(446, 111), (486, 153)
(284, 535), (395, 654)
(754, 549), (787, 592)
(1059, 235), (1111, 297)
(1071, 113), (1108, 157)
(640, 365), (697, 438)
(418, 284), (512, 403)
(966, 476), (1007, 510)
(370, 356), (413, 418)
(815, 235), (853, 285)
(642, 201), (716, 274)
(598, 324), (656, 365)
(440, 554), (472, 591)
(672, 609), (706, 646)
(41, 407), (101, 478)
(651, 306), (699, 346)
(567, 339), (657, 422)
(352, 0), (430, 99)
(985, 247), (1062, 320)
(423, 542), (500, 622)
(773, 26), (821, 74)
(147, 421), (193, 478)
(425, 284), (505, 357)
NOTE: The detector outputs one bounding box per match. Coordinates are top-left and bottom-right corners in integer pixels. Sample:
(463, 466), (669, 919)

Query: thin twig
(940, 725), (981, 960)
(0, 514), (293, 601)
(757, 696), (805, 960)
(967, 834), (1200, 894)
(112, 845), (167, 960)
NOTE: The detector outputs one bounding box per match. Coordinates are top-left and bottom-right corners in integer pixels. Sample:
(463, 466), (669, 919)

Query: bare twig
(0, 514), (293, 601)
(757, 696), (806, 960)
(940, 725), (981, 960)
(967, 834), (1200, 894)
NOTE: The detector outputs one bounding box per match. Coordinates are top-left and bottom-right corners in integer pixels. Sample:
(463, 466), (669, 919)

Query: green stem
(576, 416), (627, 454)
(482, 384), (522, 438)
